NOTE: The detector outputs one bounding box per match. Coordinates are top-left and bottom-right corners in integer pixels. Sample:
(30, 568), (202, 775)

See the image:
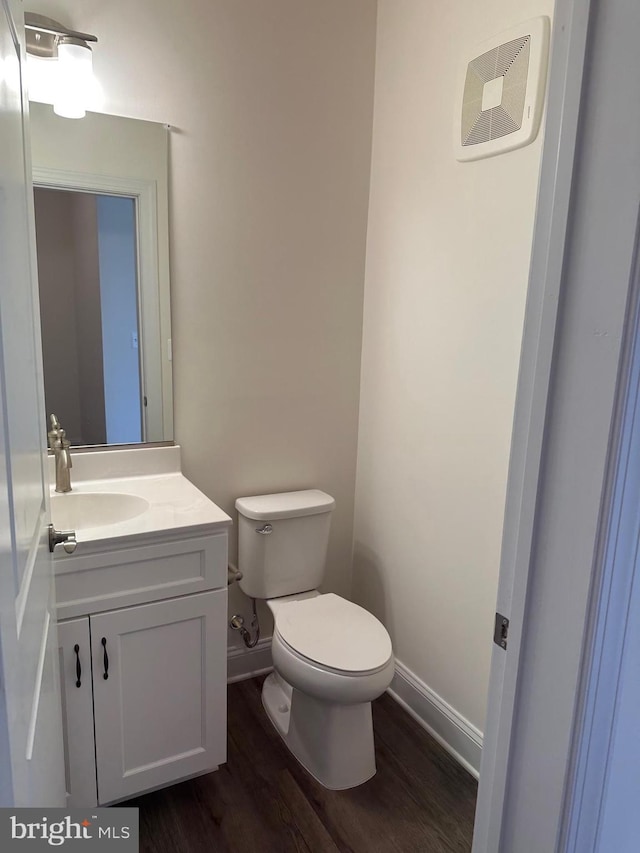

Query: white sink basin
(51, 492), (150, 531)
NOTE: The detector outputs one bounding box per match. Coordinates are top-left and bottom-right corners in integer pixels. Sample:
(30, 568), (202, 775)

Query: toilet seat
(275, 631), (392, 678)
(271, 628), (395, 705)
(273, 592), (392, 674)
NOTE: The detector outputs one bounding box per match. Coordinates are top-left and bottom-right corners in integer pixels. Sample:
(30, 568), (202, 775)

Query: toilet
(235, 489), (394, 790)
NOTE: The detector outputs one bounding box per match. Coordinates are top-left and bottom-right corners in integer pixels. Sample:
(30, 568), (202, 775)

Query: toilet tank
(235, 490), (335, 600)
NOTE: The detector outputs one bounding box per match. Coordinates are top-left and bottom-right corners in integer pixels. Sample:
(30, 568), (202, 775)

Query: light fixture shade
(53, 39), (92, 119)
(26, 54), (58, 105)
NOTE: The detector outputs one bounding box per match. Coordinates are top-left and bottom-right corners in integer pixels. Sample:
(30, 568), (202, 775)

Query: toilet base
(262, 671), (377, 790)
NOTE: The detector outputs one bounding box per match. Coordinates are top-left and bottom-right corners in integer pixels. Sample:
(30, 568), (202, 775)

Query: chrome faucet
(48, 414), (72, 493)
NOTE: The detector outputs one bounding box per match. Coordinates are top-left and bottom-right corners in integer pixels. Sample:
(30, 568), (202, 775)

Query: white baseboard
(227, 637), (273, 684)
(388, 659), (483, 779)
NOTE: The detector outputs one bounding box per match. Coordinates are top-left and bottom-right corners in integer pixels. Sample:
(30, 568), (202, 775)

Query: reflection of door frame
(33, 168), (167, 444)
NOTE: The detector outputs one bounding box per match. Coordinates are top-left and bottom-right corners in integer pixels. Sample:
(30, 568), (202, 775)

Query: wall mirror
(29, 102), (173, 447)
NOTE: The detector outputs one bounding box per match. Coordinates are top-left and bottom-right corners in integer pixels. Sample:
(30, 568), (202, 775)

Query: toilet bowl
(235, 489), (394, 789)
(263, 593), (394, 789)
(269, 591), (394, 703)
(272, 629), (394, 704)
(262, 590), (394, 790)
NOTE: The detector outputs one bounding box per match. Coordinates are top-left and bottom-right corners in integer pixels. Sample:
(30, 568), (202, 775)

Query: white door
(91, 589), (227, 804)
(473, 0), (640, 849)
(0, 0), (65, 806)
(57, 618), (97, 807)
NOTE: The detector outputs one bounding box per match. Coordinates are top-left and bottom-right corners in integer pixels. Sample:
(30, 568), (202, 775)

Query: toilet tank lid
(235, 489), (335, 520)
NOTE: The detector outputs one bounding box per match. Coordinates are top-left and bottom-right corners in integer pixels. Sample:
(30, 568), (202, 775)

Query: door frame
(561, 223), (640, 850)
(473, 0), (640, 848)
(472, 0), (592, 843)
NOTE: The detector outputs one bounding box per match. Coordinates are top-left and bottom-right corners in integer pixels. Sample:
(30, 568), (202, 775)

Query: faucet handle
(48, 413), (63, 449)
(48, 414), (72, 453)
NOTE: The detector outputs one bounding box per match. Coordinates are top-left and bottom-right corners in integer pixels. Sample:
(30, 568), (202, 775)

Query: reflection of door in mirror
(34, 187), (143, 446)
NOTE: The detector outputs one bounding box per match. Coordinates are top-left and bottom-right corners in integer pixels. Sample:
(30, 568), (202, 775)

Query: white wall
(353, 0), (553, 733)
(31, 0), (378, 636)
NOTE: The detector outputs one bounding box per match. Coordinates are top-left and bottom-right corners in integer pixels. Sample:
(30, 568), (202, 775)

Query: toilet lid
(274, 593), (392, 673)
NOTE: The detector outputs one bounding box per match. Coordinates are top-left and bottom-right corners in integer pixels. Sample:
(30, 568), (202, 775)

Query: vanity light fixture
(24, 12), (97, 119)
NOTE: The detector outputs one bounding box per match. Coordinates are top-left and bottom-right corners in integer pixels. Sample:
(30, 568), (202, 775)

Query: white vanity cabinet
(58, 618), (98, 807)
(92, 590), (226, 804)
(55, 529), (229, 807)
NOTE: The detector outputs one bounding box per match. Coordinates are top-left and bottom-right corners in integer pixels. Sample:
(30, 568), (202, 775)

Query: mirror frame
(30, 104), (173, 446)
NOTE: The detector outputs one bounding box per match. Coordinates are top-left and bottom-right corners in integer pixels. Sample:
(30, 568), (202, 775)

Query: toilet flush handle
(255, 523), (273, 535)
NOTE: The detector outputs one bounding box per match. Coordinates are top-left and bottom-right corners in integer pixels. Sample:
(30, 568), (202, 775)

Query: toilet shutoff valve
(229, 599), (261, 649)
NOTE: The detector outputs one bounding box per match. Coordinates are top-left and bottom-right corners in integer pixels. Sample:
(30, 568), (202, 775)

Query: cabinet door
(57, 618), (98, 807)
(91, 589), (227, 804)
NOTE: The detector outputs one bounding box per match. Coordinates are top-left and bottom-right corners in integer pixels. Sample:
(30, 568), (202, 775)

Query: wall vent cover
(455, 17), (550, 161)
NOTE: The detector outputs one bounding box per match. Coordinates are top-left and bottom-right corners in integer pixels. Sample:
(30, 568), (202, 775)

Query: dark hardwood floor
(125, 676), (477, 852)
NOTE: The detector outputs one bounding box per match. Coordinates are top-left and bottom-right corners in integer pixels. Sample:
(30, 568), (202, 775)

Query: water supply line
(230, 597), (261, 649)
(227, 563), (243, 585)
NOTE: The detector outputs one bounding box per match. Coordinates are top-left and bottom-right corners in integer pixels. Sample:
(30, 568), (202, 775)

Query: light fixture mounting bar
(24, 13), (97, 42)
(25, 12), (97, 59)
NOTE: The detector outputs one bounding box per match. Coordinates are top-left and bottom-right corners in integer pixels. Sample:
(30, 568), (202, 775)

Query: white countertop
(49, 445), (232, 549)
